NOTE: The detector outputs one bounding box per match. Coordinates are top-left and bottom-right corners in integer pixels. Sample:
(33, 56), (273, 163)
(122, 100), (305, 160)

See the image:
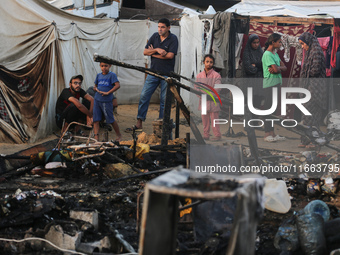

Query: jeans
(137, 74), (168, 121)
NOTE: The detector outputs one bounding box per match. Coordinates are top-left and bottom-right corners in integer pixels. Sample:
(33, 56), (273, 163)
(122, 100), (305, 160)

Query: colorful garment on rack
(331, 20), (340, 69)
(326, 36), (333, 69)
(318, 37), (331, 76)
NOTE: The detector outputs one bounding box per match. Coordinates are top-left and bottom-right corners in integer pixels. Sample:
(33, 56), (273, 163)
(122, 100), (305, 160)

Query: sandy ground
(1, 103), (340, 155)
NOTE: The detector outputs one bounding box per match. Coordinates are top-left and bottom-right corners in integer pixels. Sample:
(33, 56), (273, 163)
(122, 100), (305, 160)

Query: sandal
(298, 144), (306, 148)
(125, 125), (142, 133)
(264, 136), (276, 142)
(274, 135), (286, 141)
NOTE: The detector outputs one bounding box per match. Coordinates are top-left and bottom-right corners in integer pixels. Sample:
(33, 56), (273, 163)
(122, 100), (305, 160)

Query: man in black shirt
(127, 18), (178, 132)
(55, 75), (94, 132)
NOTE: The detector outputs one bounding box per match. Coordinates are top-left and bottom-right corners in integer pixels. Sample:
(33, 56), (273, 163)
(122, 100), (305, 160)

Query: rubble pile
(246, 148), (340, 255)
(0, 182), (142, 254)
(2, 129), (340, 254)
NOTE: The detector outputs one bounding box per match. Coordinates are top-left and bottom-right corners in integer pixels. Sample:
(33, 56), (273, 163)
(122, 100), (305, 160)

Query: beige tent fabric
(0, 0), (151, 143)
(0, 47), (54, 143)
(0, 1), (55, 70)
(0, 1), (57, 143)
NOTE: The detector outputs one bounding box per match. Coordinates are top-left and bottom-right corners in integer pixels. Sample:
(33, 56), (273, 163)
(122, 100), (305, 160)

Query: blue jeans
(137, 74), (168, 121)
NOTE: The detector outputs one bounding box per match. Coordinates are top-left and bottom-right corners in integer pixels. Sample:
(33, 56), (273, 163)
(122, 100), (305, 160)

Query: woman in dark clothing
(242, 34), (264, 78)
(241, 34), (264, 125)
(298, 32), (327, 148)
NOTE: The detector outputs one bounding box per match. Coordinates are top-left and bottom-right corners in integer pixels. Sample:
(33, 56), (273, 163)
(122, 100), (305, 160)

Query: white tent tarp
(73, 0), (104, 8)
(46, 0), (107, 9)
(226, 0), (340, 18)
(179, 15), (209, 116)
(66, 3), (119, 18)
(45, 0), (73, 9)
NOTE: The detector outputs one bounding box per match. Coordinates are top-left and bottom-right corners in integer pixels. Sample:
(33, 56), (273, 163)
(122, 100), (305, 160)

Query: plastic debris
(304, 200), (330, 222)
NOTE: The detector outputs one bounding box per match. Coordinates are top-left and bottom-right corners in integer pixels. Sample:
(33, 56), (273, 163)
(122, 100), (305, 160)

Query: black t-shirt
(146, 31), (178, 74)
(55, 88), (86, 115)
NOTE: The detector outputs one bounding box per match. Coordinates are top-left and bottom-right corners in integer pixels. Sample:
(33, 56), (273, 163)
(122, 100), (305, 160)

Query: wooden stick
(105, 151), (142, 174)
(169, 84), (205, 144)
(93, 54), (202, 95)
(161, 78), (173, 146)
(102, 167), (175, 186)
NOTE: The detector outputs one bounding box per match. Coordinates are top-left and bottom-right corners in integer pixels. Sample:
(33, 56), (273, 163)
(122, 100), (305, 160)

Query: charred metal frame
(138, 168), (264, 255)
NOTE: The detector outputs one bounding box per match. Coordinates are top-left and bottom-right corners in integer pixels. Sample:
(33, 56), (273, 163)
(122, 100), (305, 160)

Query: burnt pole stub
(161, 78), (174, 146)
(175, 85), (180, 139)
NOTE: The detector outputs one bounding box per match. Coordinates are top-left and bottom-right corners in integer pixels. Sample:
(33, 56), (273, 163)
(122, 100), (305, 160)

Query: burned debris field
(1, 130), (340, 255)
(2, 0), (340, 254)
(0, 132), (187, 254)
(0, 176), (143, 254)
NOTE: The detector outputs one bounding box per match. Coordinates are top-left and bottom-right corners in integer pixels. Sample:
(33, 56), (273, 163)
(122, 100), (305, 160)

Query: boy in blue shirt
(93, 62), (121, 141)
